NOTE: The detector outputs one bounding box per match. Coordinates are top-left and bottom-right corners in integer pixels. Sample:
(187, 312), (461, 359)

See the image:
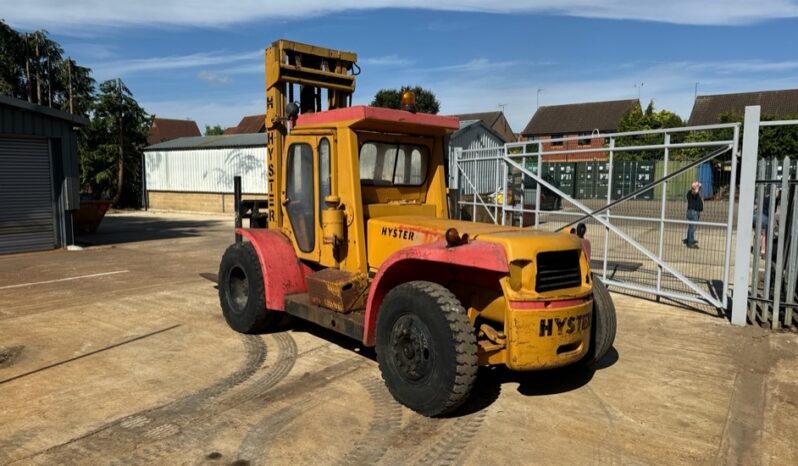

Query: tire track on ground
(233, 351), (371, 466)
(334, 377), (403, 466)
(22, 333), (269, 464)
(412, 410), (486, 466)
(117, 333), (299, 465)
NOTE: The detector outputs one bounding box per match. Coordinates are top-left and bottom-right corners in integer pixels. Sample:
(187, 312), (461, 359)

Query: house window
(578, 132), (592, 146)
(549, 134), (564, 146)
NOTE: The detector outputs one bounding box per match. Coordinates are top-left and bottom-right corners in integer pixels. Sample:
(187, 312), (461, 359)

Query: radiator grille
(535, 250), (582, 292)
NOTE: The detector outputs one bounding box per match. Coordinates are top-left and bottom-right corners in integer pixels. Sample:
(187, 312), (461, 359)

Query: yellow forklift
(219, 40), (616, 416)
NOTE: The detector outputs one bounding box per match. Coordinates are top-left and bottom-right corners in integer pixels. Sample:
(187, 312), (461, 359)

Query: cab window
(318, 138), (331, 219)
(359, 142), (428, 186)
(285, 143), (314, 252)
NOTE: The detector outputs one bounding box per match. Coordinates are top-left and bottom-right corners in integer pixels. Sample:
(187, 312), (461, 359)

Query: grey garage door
(0, 137), (56, 254)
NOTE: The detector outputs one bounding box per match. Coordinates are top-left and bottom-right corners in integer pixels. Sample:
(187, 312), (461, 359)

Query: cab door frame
(281, 132), (335, 262)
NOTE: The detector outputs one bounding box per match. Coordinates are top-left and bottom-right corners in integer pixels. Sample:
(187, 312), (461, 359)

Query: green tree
(679, 112), (798, 163)
(0, 20), (26, 97)
(82, 79), (150, 207)
(0, 21), (95, 116)
(204, 124), (225, 135)
(615, 100), (685, 160)
(371, 85), (440, 114)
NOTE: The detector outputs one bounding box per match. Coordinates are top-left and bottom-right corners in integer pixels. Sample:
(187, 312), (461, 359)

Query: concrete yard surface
(1, 211), (796, 465)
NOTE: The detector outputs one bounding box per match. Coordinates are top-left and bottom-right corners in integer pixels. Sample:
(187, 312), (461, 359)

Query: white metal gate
(452, 124), (739, 310)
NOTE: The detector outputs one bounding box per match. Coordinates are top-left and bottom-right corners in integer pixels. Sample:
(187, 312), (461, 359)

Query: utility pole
(68, 58), (74, 114)
(24, 33), (31, 103)
(634, 82), (644, 101)
(536, 88), (544, 110)
(35, 33), (42, 105)
(694, 82), (700, 99)
(47, 56), (52, 108)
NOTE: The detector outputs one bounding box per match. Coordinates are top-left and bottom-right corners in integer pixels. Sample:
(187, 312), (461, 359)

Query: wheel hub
(228, 266), (249, 312)
(390, 315), (432, 382)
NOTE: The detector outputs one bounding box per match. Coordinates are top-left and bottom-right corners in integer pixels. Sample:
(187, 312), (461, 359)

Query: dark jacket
(687, 191), (703, 212)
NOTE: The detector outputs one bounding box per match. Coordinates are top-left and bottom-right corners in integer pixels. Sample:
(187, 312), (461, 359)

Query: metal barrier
(453, 124), (739, 309)
(452, 106), (798, 329)
(732, 109), (798, 329)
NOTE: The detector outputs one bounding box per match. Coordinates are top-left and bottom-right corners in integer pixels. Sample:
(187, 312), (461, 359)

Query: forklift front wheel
(577, 275), (617, 368)
(375, 281), (478, 417)
(218, 242), (282, 334)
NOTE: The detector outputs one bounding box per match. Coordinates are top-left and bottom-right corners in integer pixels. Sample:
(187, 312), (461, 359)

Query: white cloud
(197, 70), (230, 85)
(428, 58), (536, 73)
(5, 0), (798, 32)
(359, 55), (414, 66)
(89, 50), (262, 79)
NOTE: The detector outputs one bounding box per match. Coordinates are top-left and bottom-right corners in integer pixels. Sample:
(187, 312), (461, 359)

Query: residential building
(224, 114), (266, 134)
(521, 99), (639, 161)
(688, 88), (798, 125)
(147, 117), (201, 145)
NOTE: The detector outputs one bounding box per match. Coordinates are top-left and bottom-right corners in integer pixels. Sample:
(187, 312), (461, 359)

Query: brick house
(147, 118), (201, 145)
(521, 99), (639, 161)
(224, 114), (266, 134)
(688, 88), (798, 124)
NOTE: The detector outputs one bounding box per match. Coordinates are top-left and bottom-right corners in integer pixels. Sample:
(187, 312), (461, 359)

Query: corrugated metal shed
(448, 119), (505, 194)
(145, 133), (266, 151)
(0, 95), (87, 253)
(144, 135), (267, 194)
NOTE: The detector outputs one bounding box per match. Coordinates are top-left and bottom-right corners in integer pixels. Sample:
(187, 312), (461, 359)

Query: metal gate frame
(454, 123), (740, 309)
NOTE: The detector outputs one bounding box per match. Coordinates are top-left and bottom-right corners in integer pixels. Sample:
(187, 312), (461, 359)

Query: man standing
(684, 181), (703, 249)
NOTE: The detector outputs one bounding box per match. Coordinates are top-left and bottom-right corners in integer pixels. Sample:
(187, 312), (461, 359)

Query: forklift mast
(264, 40), (357, 229)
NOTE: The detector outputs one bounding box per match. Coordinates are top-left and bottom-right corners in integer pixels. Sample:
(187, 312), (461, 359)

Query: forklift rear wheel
(578, 275), (617, 368)
(375, 281), (478, 417)
(218, 242), (282, 334)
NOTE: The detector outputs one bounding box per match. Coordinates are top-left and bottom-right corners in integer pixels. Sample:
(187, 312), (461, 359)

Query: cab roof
(295, 105), (459, 134)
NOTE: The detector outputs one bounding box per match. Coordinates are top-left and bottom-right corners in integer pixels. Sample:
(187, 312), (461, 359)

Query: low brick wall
(146, 191), (268, 214)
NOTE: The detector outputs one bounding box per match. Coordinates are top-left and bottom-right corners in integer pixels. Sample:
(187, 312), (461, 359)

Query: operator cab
(279, 104), (459, 273)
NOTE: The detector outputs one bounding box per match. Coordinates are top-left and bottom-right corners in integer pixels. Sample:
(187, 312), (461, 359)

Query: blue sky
(5, 1), (798, 133)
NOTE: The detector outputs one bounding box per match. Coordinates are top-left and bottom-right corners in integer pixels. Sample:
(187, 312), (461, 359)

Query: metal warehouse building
(143, 134), (268, 213)
(0, 96), (87, 255)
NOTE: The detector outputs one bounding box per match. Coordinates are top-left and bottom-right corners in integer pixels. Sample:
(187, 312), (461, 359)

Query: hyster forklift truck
(218, 40), (616, 416)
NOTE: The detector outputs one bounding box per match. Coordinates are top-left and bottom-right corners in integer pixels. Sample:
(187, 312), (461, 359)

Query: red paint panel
(295, 105), (459, 130)
(236, 228), (309, 311)
(362, 240), (508, 346)
(581, 238), (592, 261)
(509, 298), (589, 310)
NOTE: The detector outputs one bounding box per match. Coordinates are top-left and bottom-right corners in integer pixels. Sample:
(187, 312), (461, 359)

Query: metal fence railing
(453, 107), (798, 330)
(731, 111), (798, 330)
(452, 124), (739, 310)
(748, 156), (798, 329)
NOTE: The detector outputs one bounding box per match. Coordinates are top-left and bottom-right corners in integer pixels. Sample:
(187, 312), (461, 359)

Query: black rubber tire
(218, 242), (282, 334)
(579, 275), (617, 368)
(375, 281), (478, 417)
